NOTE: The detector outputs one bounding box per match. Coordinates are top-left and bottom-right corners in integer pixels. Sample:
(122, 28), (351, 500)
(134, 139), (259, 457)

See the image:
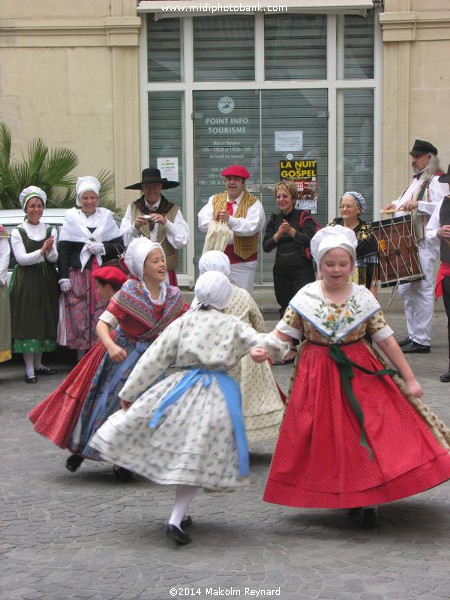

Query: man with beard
(385, 140), (448, 353)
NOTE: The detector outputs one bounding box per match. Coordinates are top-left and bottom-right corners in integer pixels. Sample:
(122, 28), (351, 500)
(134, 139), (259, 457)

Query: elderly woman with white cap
(89, 271), (289, 546)
(262, 225), (450, 529)
(329, 191), (379, 295)
(63, 238), (187, 477)
(10, 186), (59, 382)
(192, 250), (286, 442)
(57, 176), (124, 359)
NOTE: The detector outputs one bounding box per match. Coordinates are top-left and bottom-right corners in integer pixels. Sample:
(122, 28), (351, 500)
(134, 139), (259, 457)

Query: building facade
(1, 0), (449, 285)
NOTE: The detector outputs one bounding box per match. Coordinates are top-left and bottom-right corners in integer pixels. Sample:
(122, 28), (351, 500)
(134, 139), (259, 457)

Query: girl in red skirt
(28, 265), (128, 452)
(259, 225), (450, 528)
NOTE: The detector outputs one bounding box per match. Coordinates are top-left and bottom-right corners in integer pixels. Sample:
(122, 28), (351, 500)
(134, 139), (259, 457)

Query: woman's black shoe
(166, 524), (191, 545)
(35, 367), (57, 375)
(65, 454), (84, 472)
(112, 465), (135, 482)
(439, 370), (450, 383)
(360, 507), (379, 529)
(24, 375), (38, 384)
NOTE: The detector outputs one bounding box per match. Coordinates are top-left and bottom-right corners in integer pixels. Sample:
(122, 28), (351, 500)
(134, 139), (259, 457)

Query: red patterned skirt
(264, 340), (450, 509)
(57, 267), (107, 351)
(28, 336), (112, 448)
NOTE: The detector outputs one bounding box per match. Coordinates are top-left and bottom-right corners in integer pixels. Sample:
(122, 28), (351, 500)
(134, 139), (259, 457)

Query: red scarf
(435, 261), (450, 299)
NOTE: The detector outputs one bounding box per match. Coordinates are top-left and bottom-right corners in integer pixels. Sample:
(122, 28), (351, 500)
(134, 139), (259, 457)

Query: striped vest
(212, 190), (260, 260)
(130, 200), (180, 271)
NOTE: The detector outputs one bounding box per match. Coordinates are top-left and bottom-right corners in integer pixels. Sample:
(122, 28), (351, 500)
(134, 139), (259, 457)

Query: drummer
(384, 139), (448, 354)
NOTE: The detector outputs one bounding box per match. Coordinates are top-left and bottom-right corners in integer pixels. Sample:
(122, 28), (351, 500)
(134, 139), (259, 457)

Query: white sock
(23, 353), (35, 378)
(168, 485), (198, 529)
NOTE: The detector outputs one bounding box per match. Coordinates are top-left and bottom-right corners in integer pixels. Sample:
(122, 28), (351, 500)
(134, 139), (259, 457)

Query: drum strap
(415, 172), (445, 240)
(416, 172), (444, 202)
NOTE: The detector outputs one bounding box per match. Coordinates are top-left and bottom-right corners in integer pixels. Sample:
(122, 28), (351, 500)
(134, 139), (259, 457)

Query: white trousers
(398, 239), (439, 346)
(229, 261), (258, 293)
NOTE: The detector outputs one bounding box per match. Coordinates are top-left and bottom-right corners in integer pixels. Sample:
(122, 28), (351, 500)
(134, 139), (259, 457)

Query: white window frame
(139, 8), (382, 287)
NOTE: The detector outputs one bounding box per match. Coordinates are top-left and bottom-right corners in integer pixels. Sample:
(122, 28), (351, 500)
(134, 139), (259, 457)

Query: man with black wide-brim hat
(426, 165), (450, 381)
(120, 168), (189, 284)
(384, 139), (448, 354)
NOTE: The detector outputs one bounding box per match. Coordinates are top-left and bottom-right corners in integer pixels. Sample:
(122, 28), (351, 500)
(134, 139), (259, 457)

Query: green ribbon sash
(328, 344), (398, 460)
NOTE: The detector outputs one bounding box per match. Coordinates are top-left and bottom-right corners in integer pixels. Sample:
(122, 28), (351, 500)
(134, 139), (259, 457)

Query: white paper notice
(157, 157), (179, 182)
(275, 131), (303, 152)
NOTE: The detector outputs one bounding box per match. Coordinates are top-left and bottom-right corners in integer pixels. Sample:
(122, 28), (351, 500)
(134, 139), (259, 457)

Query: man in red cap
(198, 165), (266, 292)
(384, 140), (448, 353)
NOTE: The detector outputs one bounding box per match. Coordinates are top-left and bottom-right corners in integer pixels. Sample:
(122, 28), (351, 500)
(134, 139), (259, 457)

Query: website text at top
(160, 3), (288, 13)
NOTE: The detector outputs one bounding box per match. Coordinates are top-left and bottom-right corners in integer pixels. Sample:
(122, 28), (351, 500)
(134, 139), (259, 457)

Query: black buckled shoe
(166, 524), (192, 545)
(439, 370), (450, 383)
(65, 454), (84, 472)
(360, 507), (379, 529)
(24, 375), (38, 384)
(35, 367), (57, 375)
(402, 341), (430, 354)
(397, 337), (411, 347)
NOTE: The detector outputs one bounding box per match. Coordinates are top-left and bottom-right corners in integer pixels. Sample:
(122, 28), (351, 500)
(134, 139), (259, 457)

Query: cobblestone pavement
(1, 311), (450, 600)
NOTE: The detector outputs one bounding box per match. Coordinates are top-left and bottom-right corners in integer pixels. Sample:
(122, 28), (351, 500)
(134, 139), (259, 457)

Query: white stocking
(23, 353), (35, 378)
(168, 485), (198, 529)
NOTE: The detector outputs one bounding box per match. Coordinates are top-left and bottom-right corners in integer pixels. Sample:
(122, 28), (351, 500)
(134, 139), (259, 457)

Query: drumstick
(380, 209), (396, 215)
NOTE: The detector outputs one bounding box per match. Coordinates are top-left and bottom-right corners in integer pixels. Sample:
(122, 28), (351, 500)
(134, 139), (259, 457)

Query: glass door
(193, 88), (328, 284)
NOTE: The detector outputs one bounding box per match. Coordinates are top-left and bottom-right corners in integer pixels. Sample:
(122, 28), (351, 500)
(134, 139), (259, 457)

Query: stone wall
(381, 0), (450, 204)
(0, 0), (141, 207)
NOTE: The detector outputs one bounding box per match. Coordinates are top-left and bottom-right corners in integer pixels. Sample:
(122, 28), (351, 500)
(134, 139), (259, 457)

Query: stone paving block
(1, 312), (450, 600)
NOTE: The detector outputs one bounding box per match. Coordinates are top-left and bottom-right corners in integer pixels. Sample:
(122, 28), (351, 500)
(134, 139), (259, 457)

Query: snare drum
(370, 215), (423, 287)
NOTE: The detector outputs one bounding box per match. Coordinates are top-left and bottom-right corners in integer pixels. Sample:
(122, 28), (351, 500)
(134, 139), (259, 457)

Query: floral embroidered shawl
(289, 281), (381, 343)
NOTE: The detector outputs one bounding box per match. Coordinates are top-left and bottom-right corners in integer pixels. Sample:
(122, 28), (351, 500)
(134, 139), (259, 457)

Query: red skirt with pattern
(264, 340), (450, 509)
(28, 336), (113, 448)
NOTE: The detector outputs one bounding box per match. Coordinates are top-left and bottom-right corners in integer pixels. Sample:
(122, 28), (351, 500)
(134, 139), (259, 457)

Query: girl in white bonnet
(89, 271), (289, 546)
(262, 225), (450, 529)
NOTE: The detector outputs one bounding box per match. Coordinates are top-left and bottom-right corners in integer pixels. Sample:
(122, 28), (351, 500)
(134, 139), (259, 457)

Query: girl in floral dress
(30, 239), (186, 481)
(262, 225), (450, 528)
(192, 250), (286, 441)
(89, 271), (289, 545)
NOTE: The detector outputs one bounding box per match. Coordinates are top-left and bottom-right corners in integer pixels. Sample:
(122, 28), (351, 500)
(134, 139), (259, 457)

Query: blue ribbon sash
(149, 369), (250, 477)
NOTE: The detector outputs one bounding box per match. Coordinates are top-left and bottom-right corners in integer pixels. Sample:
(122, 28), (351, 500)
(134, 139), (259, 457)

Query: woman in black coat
(263, 180), (317, 319)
